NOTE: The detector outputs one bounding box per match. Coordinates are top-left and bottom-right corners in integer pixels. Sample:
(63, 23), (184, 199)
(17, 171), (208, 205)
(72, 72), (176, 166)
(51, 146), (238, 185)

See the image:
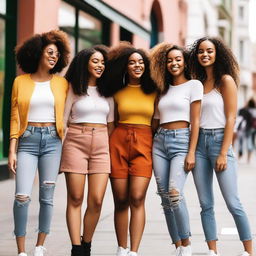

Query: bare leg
(35, 232), (47, 246)
(207, 240), (218, 254)
(129, 176), (150, 252)
(243, 240), (252, 254)
(111, 178), (129, 248)
(65, 173), (86, 245)
(16, 236), (25, 254)
(82, 173), (109, 242)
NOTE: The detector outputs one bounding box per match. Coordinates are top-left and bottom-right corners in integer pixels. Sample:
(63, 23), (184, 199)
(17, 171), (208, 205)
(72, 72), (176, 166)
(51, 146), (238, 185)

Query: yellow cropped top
(114, 85), (157, 126)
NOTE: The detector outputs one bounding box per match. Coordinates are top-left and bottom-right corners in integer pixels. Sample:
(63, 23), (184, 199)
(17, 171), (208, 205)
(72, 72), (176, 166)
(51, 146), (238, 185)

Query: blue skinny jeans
(13, 126), (62, 237)
(192, 128), (252, 242)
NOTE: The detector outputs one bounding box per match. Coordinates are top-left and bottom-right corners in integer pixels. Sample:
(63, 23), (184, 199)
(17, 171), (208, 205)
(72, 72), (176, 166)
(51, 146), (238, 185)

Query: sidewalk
(0, 159), (255, 256)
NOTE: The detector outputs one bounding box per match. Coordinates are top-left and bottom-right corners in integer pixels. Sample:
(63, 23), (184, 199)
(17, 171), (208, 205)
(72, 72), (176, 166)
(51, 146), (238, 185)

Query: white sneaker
(128, 251), (137, 256)
(175, 246), (182, 256)
(181, 245), (192, 256)
(18, 253), (27, 256)
(34, 246), (47, 256)
(240, 252), (250, 256)
(208, 250), (220, 256)
(116, 246), (129, 256)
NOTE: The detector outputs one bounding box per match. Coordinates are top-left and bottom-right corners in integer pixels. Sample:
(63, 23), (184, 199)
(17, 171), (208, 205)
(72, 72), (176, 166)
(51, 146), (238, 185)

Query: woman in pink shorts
(60, 46), (114, 256)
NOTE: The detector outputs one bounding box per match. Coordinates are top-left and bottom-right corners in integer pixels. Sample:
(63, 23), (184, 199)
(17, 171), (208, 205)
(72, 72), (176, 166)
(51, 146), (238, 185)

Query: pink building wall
(17, 0), (187, 49)
(17, 0), (60, 45)
(103, 0), (188, 47)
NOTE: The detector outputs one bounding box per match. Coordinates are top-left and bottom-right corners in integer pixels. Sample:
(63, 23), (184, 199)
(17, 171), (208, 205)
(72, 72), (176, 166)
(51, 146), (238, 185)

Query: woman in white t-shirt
(150, 43), (203, 256)
(60, 46), (114, 256)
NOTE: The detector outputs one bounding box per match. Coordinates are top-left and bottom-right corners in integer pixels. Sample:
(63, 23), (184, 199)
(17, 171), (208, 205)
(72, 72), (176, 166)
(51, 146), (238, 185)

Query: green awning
(84, 0), (150, 40)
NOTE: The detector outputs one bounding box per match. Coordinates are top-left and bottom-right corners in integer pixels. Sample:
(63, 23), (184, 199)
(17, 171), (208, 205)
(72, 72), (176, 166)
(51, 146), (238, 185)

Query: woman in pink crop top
(60, 45), (114, 256)
(190, 37), (252, 256)
(103, 42), (157, 256)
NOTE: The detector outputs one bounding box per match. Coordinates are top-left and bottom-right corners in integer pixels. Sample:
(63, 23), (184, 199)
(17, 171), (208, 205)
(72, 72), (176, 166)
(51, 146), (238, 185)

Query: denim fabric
(193, 128), (252, 241)
(14, 126), (62, 237)
(153, 127), (191, 243)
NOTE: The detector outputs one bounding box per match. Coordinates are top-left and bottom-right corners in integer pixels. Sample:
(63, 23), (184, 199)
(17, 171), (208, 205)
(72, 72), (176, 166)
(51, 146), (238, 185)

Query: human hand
(184, 152), (195, 172)
(215, 154), (227, 172)
(8, 152), (17, 174)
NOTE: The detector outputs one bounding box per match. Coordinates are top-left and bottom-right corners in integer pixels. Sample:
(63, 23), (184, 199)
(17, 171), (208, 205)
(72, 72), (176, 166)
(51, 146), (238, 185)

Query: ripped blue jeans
(14, 126), (62, 237)
(153, 127), (191, 243)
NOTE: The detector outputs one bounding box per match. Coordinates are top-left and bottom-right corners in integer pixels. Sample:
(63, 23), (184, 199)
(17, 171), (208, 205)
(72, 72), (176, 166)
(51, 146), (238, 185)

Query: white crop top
(64, 85), (114, 126)
(200, 89), (226, 128)
(155, 80), (203, 124)
(28, 81), (55, 122)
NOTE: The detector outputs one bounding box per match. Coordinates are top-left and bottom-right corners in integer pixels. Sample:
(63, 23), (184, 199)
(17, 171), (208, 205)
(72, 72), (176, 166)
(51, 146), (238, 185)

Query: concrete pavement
(0, 157), (255, 256)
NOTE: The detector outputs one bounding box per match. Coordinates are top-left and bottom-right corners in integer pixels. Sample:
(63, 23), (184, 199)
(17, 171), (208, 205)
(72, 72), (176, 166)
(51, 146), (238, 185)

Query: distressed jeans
(192, 128), (252, 241)
(14, 126), (62, 237)
(153, 127), (191, 243)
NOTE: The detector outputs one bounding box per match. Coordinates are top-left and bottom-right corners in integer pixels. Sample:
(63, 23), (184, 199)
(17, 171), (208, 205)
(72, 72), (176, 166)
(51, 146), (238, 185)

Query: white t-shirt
(64, 85), (114, 127)
(155, 80), (203, 124)
(28, 81), (55, 122)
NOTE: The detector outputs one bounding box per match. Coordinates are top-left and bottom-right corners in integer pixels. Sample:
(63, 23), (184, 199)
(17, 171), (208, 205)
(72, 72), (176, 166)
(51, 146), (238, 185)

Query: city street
(0, 156), (255, 256)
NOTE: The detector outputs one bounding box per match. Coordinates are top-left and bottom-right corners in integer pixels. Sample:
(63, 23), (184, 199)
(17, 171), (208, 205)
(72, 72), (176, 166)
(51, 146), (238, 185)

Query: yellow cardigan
(10, 74), (68, 139)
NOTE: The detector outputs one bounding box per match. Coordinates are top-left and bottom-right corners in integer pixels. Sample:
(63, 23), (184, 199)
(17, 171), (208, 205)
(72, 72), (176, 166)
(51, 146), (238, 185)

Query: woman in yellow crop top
(102, 42), (157, 256)
(8, 30), (70, 256)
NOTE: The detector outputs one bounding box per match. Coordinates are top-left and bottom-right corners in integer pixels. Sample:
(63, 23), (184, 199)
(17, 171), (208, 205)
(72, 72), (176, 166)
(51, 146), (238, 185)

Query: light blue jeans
(14, 126), (62, 237)
(153, 127), (191, 243)
(193, 128), (252, 241)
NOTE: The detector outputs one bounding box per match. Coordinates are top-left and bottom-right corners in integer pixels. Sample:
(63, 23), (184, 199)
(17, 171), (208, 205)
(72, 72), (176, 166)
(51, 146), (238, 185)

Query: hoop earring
(123, 73), (127, 86)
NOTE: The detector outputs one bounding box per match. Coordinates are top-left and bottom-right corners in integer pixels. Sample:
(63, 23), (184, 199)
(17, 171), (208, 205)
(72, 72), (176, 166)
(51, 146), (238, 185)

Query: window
(78, 11), (102, 51)
(239, 40), (244, 63)
(58, 1), (107, 56)
(239, 6), (244, 20)
(58, 1), (76, 57)
(0, 0), (6, 14)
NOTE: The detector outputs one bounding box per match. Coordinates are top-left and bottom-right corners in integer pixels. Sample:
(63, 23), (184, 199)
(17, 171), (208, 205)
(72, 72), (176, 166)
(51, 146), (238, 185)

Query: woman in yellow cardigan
(8, 30), (70, 256)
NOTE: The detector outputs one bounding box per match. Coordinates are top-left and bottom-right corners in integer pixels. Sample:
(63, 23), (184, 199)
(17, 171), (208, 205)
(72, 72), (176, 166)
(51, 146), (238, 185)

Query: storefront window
(78, 11), (102, 51)
(59, 1), (104, 55)
(0, 0), (6, 14)
(0, 18), (5, 158)
(58, 1), (76, 57)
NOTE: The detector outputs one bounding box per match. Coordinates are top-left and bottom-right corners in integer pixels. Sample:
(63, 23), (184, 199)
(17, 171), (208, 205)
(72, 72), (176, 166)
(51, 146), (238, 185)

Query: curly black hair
(65, 45), (109, 96)
(189, 37), (239, 87)
(102, 41), (156, 97)
(15, 30), (70, 74)
(150, 43), (191, 94)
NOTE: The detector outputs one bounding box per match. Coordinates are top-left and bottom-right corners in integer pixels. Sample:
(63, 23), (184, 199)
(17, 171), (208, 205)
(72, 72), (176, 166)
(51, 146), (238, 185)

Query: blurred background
(0, 0), (256, 178)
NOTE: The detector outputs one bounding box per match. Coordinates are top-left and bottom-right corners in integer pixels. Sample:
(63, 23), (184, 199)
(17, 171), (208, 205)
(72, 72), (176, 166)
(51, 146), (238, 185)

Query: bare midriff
(74, 123), (107, 127)
(160, 121), (189, 130)
(28, 122), (55, 127)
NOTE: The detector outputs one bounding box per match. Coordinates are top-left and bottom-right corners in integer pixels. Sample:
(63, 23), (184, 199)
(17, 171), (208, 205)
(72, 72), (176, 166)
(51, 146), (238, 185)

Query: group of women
(8, 30), (252, 256)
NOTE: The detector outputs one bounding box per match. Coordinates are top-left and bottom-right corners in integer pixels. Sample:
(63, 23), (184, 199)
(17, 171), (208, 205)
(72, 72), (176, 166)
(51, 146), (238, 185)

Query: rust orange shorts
(60, 124), (110, 174)
(109, 124), (153, 178)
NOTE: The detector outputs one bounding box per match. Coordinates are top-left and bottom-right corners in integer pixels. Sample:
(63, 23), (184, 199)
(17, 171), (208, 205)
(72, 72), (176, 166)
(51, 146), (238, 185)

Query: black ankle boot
(81, 241), (91, 256)
(71, 245), (85, 256)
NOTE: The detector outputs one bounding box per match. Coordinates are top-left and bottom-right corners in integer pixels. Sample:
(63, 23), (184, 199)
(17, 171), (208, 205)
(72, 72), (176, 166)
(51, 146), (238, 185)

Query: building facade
(0, 0), (188, 178)
(232, 0), (254, 107)
(186, 0), (254, 108)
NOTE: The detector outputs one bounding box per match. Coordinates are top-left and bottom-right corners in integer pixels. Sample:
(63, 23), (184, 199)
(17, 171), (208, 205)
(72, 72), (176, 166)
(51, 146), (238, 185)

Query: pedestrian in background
(60, 46), (114, 256)
(150, 43), (203, 256)
(103, 41), (157, 256)
(234, 99), (255, 162)
(8, 30), (70, 256)
(247, 98), (256, 158)
(189, 36), (252, 256)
